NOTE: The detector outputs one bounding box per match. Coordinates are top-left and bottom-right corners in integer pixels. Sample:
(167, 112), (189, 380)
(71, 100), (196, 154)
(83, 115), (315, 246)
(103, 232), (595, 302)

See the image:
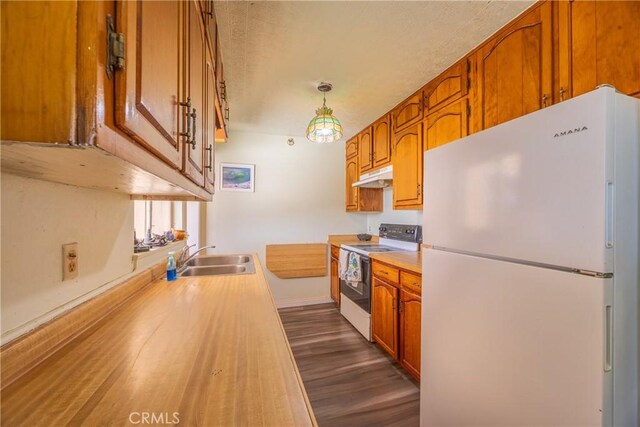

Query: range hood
(352, 165), (393, 188)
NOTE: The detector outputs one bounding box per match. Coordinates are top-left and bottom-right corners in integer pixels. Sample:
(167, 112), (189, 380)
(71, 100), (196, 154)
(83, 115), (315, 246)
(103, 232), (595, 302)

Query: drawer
(400, 271), (421, 294)
(372, 261), (399, 284)
(330, 245), (340, 259)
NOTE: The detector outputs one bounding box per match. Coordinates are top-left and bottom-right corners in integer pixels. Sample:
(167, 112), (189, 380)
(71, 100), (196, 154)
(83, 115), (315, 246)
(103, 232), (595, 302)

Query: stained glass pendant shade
(306, 82), (343, 143)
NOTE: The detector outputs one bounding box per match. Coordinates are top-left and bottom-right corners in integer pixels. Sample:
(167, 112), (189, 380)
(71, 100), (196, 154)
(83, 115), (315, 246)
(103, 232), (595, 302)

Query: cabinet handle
(205, 145), (213, 171)
(559, 87), (566, 102)
(542, 94), (548, 108)
(179, 98), (192, 144)
(190, 108), (197, 149)
(224, 107), (229, 121)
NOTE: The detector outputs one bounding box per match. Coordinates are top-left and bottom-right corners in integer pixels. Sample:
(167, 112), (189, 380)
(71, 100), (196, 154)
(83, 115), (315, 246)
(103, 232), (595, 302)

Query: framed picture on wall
(219, 163), (255, 192)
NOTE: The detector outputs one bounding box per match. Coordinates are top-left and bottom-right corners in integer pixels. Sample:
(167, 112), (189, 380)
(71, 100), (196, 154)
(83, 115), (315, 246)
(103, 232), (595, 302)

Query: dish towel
(345, 252), (362, 285)
(338, 249), (350, 280)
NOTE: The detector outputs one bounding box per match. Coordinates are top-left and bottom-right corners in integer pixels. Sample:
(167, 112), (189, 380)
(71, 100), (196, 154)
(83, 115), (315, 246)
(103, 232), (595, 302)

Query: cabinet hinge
(467, 105), (471, 117)
(106, 15), (125, 80)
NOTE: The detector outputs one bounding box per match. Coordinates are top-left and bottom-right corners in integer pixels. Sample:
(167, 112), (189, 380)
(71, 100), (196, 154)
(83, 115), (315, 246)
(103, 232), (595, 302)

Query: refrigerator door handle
(604, 304), (613, 372)
(605, 181), (614, 248)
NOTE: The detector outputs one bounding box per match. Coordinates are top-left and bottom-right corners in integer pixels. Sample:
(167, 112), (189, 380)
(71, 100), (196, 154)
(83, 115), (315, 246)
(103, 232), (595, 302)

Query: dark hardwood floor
(279, 303), (420, 427)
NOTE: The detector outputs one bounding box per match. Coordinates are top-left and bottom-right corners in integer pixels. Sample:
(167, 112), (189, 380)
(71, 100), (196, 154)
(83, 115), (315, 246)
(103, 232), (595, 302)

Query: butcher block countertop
(1, 255), (316, 426)
(369, 251), (422, 274)
(327, 234), (379, 247)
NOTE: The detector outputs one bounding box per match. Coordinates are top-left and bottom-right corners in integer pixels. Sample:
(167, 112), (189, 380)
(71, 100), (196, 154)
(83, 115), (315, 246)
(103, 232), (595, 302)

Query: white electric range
(339, 223), (422, 341)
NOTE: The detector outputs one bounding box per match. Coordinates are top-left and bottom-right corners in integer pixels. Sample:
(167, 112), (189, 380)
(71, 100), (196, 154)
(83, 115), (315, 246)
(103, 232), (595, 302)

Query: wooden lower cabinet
(330, 255), (340, 305)
(372, 260), (422, 380)
(399, 288), (421, 379)
(372, 277), (398, 359)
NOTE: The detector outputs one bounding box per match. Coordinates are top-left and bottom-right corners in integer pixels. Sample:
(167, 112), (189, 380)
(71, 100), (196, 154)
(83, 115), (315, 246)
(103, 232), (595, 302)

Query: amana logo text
(554, 126), (588, 138)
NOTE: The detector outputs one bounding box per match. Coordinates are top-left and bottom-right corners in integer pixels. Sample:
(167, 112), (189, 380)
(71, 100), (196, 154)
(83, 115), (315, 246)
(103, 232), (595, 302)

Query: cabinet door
(346, 137), (358, 159)
(115, 0), (182, 168)
(477, 1), (552, 130)
(372, 277), (398, 359)
(424, 98), (468, 151)
(558, 0), (640, 100)
(214, 32), (229, 142)
(400, 289), (421, 380)
(345, 156), (359, 211)
(424, 58), (469, 114)
(392, 91), (424, 133)
(372, 115), (392, 168)
(1, 1), (77, 144)
(330, 257), (340, 305)
(358, 127), (374, 173)
(183, 0), (206, 186)
(204, 48), (216, 193)
(392, 123), (423, 209)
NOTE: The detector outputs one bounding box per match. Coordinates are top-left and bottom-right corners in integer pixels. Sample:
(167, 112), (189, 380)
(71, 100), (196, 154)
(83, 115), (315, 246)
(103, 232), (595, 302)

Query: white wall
(366, 187), (423, 234)
(0, 174), (161, 344)
(207, 130), (366, 306)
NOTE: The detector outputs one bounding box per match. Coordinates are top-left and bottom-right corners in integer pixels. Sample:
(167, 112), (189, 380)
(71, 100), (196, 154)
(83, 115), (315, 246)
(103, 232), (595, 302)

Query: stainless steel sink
(186, 254), (251, 267)
(179, 254), (255, 277)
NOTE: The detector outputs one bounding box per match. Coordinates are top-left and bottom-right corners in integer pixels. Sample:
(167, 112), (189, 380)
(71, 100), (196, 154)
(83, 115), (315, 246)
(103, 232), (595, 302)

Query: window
(134, 201), (185, 241)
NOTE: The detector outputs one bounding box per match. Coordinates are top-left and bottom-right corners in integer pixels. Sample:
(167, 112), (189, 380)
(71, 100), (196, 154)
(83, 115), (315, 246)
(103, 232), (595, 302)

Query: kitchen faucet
(177, 244), (216, 272)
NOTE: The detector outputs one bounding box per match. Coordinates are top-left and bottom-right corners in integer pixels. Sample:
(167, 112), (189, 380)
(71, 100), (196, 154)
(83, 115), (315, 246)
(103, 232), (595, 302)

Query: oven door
(340, 254), (371, 313)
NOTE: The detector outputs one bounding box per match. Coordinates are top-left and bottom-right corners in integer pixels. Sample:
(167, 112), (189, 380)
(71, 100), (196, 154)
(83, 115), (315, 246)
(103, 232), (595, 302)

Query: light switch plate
(62, 242), (78, 281)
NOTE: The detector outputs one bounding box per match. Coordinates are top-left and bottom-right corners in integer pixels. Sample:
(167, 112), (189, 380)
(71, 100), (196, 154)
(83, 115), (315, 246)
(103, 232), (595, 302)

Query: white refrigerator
(421, 87), (638, 427)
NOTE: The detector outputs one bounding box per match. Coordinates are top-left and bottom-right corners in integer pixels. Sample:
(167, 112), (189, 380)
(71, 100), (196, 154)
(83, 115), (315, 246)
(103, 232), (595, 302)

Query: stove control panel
(378, 223), (422, 243)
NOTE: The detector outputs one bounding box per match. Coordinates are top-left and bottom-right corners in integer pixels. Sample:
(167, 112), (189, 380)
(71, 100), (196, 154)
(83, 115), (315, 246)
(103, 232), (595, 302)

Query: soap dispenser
(166, 251), (177, 281)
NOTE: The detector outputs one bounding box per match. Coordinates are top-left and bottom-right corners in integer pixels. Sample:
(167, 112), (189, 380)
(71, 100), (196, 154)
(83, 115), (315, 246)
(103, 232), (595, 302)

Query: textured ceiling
(214, 0), (534, 140)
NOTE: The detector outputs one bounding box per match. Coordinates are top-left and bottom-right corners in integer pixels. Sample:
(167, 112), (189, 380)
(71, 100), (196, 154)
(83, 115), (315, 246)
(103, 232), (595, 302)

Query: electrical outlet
(62, 242), (78, 281)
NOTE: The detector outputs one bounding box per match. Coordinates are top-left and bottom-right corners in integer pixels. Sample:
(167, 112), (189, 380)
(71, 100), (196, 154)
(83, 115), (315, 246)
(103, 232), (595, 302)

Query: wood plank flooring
(279, 303), (420, 427)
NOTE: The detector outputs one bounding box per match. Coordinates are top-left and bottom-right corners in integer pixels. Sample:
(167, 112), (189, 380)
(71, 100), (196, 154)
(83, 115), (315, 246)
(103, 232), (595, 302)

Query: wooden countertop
(1, 255), (316, 426)
(327, 234), (379, 247)
(370, 251), (422, 274)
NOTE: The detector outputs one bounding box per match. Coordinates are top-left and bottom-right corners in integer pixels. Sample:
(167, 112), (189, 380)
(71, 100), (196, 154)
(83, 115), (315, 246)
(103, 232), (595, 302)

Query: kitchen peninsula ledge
(369, 251), (422, 274)
(1, 255), (316, 426)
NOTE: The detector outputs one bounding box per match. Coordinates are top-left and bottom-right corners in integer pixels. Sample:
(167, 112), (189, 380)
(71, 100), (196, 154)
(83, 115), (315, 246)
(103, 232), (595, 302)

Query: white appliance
(340, 223), (421, 341)
(421, 87), (638, 426)
(352, 165), (393, 188)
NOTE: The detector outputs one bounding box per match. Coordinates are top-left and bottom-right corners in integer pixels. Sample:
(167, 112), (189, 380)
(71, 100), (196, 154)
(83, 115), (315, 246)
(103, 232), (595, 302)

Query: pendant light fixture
(306, 82), (343, 143)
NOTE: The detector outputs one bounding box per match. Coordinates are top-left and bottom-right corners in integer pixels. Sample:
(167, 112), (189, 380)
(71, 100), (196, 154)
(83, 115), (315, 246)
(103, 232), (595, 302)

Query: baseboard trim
(276, 296), (334, 309)
(0, 261), (165, 390)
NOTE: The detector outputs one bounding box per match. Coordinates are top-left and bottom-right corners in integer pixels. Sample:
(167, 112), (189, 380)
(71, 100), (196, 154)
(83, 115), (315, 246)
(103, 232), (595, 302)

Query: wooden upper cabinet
(214, 31), (229, 143)
(1, 1), (77, 144)
(424, 59), (470, 114)
(115, 0), (183, 169)
(393, 123), (423, 210)
(392, 91), (424, 133)
(345, 156), (359, 211)
(558, 0), (640, 101)
(358, 127), (374, 173)
(372, 114), (392, 169)
(346, 137), (358, 159)
(183, 0), (206, 186)
(204, 48), (216, 193)
(476, 1), (553, 131)
(372, 277), (398, 359)
(399, 288), (421, 379)
(424, 98), (469, 151)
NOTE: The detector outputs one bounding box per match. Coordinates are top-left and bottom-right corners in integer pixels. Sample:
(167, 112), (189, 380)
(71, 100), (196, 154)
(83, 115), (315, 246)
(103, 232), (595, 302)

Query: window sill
(131, 240), (186, 272)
